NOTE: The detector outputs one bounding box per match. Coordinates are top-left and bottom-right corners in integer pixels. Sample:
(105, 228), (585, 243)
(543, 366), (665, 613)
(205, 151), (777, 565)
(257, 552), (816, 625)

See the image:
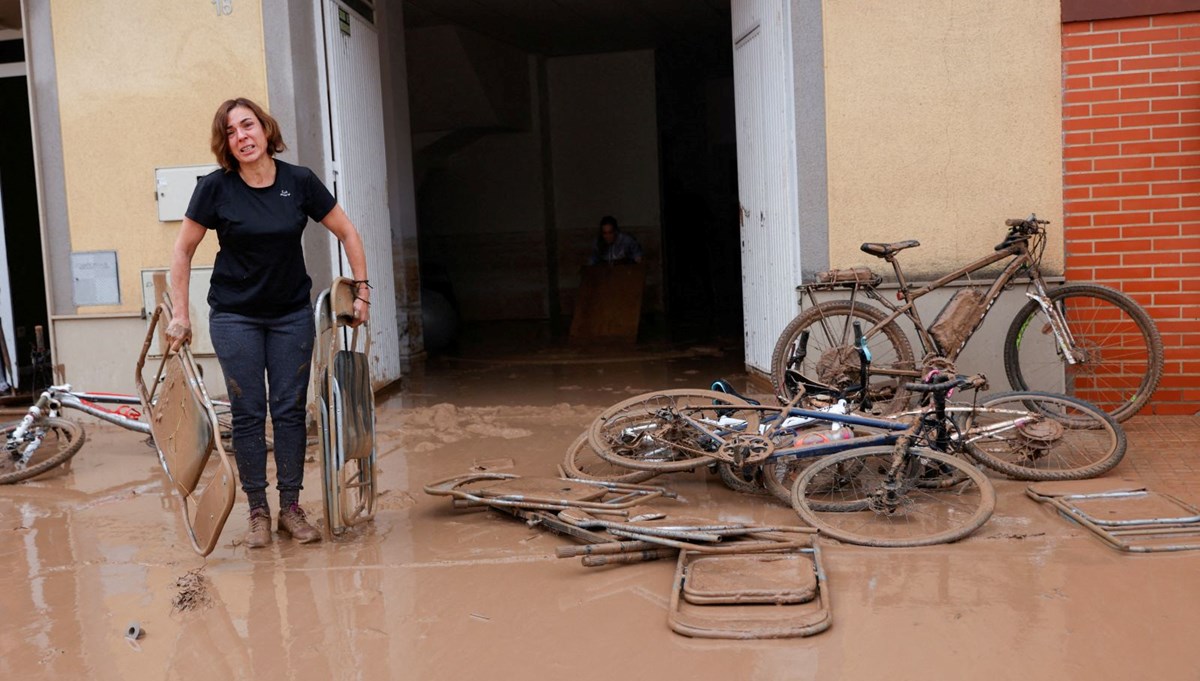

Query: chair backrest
(333, 350), (374, 460)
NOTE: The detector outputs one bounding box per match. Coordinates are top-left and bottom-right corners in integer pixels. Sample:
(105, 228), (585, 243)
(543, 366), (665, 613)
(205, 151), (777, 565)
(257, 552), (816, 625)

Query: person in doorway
(165, 97), (370, 548)
(588, 215), (643, 265)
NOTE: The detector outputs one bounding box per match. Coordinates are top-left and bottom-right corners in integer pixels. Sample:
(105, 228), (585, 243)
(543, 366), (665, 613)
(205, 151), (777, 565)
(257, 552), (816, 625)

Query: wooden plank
(569, 263), (645, 344)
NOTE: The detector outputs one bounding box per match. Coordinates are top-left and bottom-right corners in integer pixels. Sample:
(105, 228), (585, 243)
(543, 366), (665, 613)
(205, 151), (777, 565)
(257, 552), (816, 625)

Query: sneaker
(277, 503), (321, 544)
(245, 507), (272, 548)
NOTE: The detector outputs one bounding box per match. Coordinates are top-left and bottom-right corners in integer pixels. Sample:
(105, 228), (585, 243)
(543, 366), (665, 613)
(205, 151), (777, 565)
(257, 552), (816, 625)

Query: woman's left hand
(350, 296), (370, 327)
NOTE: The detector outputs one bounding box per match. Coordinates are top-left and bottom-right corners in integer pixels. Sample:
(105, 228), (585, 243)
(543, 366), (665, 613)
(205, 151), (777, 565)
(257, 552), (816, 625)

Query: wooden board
(569, 263), (645, 345)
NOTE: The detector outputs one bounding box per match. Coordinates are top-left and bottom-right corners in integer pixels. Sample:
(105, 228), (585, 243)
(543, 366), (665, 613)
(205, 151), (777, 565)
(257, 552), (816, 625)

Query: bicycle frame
(4, 384), (239, 471)
(675, 390), (1040, 469)
(6, 386), (151, 466)
(801, 227), (1081, 382)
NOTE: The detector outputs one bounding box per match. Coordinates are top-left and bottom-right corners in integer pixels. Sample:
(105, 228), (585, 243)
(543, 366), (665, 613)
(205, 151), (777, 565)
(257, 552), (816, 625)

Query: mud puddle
(3, 347), (1200, 680)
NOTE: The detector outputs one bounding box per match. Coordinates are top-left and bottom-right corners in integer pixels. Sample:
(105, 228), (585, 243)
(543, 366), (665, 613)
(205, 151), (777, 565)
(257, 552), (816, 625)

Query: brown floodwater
(2, 343), (1199, 680)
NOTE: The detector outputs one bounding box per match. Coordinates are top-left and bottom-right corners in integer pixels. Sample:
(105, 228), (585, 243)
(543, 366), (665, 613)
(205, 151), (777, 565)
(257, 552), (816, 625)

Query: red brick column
(1063, 12), (1200, 415)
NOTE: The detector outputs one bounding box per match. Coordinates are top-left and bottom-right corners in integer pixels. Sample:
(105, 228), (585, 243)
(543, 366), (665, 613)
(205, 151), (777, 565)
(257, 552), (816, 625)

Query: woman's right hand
(165, 316), (192, 352)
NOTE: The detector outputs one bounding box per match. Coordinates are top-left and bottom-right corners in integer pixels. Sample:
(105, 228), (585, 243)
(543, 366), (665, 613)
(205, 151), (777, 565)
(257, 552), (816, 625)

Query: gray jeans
(209, 306), (314, 509)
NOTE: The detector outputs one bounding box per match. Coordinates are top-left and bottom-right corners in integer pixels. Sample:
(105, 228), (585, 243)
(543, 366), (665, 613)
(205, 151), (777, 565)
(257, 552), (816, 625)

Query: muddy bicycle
(587, 376), (1125, 546)
(0, 383), (235, 485)
(771, 215), (1163, 421)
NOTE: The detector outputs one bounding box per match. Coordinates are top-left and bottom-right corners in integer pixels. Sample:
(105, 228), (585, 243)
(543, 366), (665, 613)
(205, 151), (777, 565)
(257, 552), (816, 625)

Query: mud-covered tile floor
(2, 343), (1199, 680)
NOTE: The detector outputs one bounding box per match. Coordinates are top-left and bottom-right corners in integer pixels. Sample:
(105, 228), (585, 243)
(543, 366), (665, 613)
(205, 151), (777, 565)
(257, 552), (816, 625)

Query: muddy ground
(2, 340), (1199, 680)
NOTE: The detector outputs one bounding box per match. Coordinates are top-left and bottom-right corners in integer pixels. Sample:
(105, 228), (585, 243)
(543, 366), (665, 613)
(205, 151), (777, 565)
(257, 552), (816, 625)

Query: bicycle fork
(6, 390), (61, 469)
(863, 435), (913, 516)
(1024, 282), (1085, 365)
(7, 414), (48, 470)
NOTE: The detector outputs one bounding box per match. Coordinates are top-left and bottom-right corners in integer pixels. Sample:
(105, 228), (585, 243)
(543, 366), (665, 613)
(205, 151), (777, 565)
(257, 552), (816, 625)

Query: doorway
(0, 42), (49, 393)
(400, 1), (739, 354)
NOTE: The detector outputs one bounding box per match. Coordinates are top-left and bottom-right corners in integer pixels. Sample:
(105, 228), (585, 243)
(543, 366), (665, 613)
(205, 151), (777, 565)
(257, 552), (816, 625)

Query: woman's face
(226, 105), (268, 167)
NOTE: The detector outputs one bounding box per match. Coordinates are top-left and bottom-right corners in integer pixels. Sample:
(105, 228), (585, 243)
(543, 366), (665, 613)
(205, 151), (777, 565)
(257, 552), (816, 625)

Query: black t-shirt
(185, 160), (337, 317)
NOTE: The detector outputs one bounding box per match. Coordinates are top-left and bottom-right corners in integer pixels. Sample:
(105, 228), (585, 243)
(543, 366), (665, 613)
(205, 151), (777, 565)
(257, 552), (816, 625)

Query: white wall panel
(322, 1), (401, 387)
(732, 0), (801, 373)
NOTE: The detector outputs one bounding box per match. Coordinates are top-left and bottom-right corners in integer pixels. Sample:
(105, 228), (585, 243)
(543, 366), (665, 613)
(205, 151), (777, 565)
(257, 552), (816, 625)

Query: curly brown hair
(210, 98), (287, 172)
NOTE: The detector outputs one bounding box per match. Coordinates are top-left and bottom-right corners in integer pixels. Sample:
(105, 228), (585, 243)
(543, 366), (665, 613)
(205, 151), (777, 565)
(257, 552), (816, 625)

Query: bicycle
(0, 384), (235, 485)
(587, 375), (1125, 546)
(770, 214), (1163, 422)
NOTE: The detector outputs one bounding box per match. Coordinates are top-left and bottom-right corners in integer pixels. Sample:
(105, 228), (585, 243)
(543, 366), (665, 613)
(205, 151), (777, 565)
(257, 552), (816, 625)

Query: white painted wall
(320, 0), (401, 387)
(731, 0), (802, 374)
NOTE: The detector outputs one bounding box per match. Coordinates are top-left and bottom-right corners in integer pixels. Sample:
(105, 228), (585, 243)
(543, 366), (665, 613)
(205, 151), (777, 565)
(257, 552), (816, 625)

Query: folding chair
(135, 301), (236, 556)
(312, 277), (378, 537)
(668, 541), (833, 639)
(1027, 480), (1200, 553)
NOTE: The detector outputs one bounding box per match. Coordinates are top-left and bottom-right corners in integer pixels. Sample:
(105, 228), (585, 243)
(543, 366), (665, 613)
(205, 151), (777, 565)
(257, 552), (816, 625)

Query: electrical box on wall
(154, 165), (218, 222)
(70, 251), (121, 306)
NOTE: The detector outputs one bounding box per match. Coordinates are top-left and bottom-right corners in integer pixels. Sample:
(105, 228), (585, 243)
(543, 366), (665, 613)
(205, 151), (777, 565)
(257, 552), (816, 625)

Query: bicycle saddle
(860, 240), (920, 258)
(709, 379), (761, 406)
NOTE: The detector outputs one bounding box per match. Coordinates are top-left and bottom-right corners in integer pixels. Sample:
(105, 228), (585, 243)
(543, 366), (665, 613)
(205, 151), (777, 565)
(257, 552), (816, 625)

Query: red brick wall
(1062, 12), (1200, 415)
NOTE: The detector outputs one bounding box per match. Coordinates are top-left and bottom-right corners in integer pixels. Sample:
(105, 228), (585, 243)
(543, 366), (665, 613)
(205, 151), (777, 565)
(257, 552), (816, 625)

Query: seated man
(588, 215), (643, 265)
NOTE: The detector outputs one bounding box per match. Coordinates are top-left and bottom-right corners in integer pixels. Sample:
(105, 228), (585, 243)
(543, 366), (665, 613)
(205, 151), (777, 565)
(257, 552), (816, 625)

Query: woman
(165, 97), (370, 548)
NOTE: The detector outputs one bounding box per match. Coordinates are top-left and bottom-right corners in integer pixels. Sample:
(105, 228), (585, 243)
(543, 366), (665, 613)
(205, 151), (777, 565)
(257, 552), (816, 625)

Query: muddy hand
(349, 297), (369, 328)
(165, 318), (192, 351)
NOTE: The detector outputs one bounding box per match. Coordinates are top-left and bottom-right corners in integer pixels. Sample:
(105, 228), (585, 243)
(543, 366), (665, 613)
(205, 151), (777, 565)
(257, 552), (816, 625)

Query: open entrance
(400, 1), (740, 356)
(0, 25), (50, 395)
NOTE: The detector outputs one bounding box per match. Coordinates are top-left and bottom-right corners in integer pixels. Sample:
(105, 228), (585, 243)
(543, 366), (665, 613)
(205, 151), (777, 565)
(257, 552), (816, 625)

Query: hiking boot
(245, 507), (272, 548)
(278, 503), (321, 544)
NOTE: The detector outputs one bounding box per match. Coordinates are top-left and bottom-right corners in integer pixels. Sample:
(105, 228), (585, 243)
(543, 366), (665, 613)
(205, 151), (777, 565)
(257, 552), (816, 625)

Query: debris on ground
(171, 568), (213, 612)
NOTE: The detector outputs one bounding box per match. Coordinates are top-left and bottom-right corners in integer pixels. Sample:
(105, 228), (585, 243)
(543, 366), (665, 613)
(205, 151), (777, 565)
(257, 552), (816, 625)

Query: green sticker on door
(339, 8), (351, 36)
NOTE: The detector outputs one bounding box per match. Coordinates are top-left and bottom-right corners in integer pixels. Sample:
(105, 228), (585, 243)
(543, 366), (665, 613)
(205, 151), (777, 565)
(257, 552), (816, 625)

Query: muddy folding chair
(135, 301), (236, 557)
(1027, 480), (1200, 553)
(423, 472), (676, 516)
(668, 541), (832, 639)
(312, 277), (378, 537)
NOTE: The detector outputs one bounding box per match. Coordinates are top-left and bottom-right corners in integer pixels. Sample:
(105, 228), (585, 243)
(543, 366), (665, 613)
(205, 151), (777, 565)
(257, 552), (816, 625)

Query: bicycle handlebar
(995, 214), (1050, 251)
(1004, 214), (1051, 231)
(903, 374), (988, 394)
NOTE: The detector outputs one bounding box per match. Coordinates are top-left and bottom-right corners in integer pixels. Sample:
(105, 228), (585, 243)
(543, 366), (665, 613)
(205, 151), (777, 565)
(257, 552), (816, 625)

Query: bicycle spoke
(792, 446), (994, 547)
(963, 392), (1126, 480)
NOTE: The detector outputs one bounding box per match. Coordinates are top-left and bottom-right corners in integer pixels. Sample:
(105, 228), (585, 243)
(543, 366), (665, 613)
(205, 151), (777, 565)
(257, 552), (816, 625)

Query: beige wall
(821, 0), (1063, 280)
(45, 0), (269, 391)
(53, 316), (223, 399)
(50, 0), (269, 314)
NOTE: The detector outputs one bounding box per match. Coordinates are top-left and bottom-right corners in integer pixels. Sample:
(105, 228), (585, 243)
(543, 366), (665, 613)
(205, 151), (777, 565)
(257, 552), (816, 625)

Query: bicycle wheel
(0, 417), (87, 484)
(791, 446), (994, 547)
(588, 389), (758, 472)
(960, 391), (1126, 481)
(763, 455), (815, 504)
(771, 301), (916, 413)
(562, 431), (658, 484)
(762, 418), (895, 503)
(1004, 283), (1163, 422)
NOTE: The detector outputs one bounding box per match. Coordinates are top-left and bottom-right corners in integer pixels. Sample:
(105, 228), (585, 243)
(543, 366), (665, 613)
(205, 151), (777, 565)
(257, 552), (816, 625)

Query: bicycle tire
(791, 445), (994, 547)
(588, 389), (758, 472)
(763, 455), (814, 504)
(0, 417), (87, 485)
(562, 431), (658, 484)
(1003, 283), (1163, 422)
(960, 391), (1126, 481)
(770, 301), (917, 413)
(762, 420), (891, 503)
